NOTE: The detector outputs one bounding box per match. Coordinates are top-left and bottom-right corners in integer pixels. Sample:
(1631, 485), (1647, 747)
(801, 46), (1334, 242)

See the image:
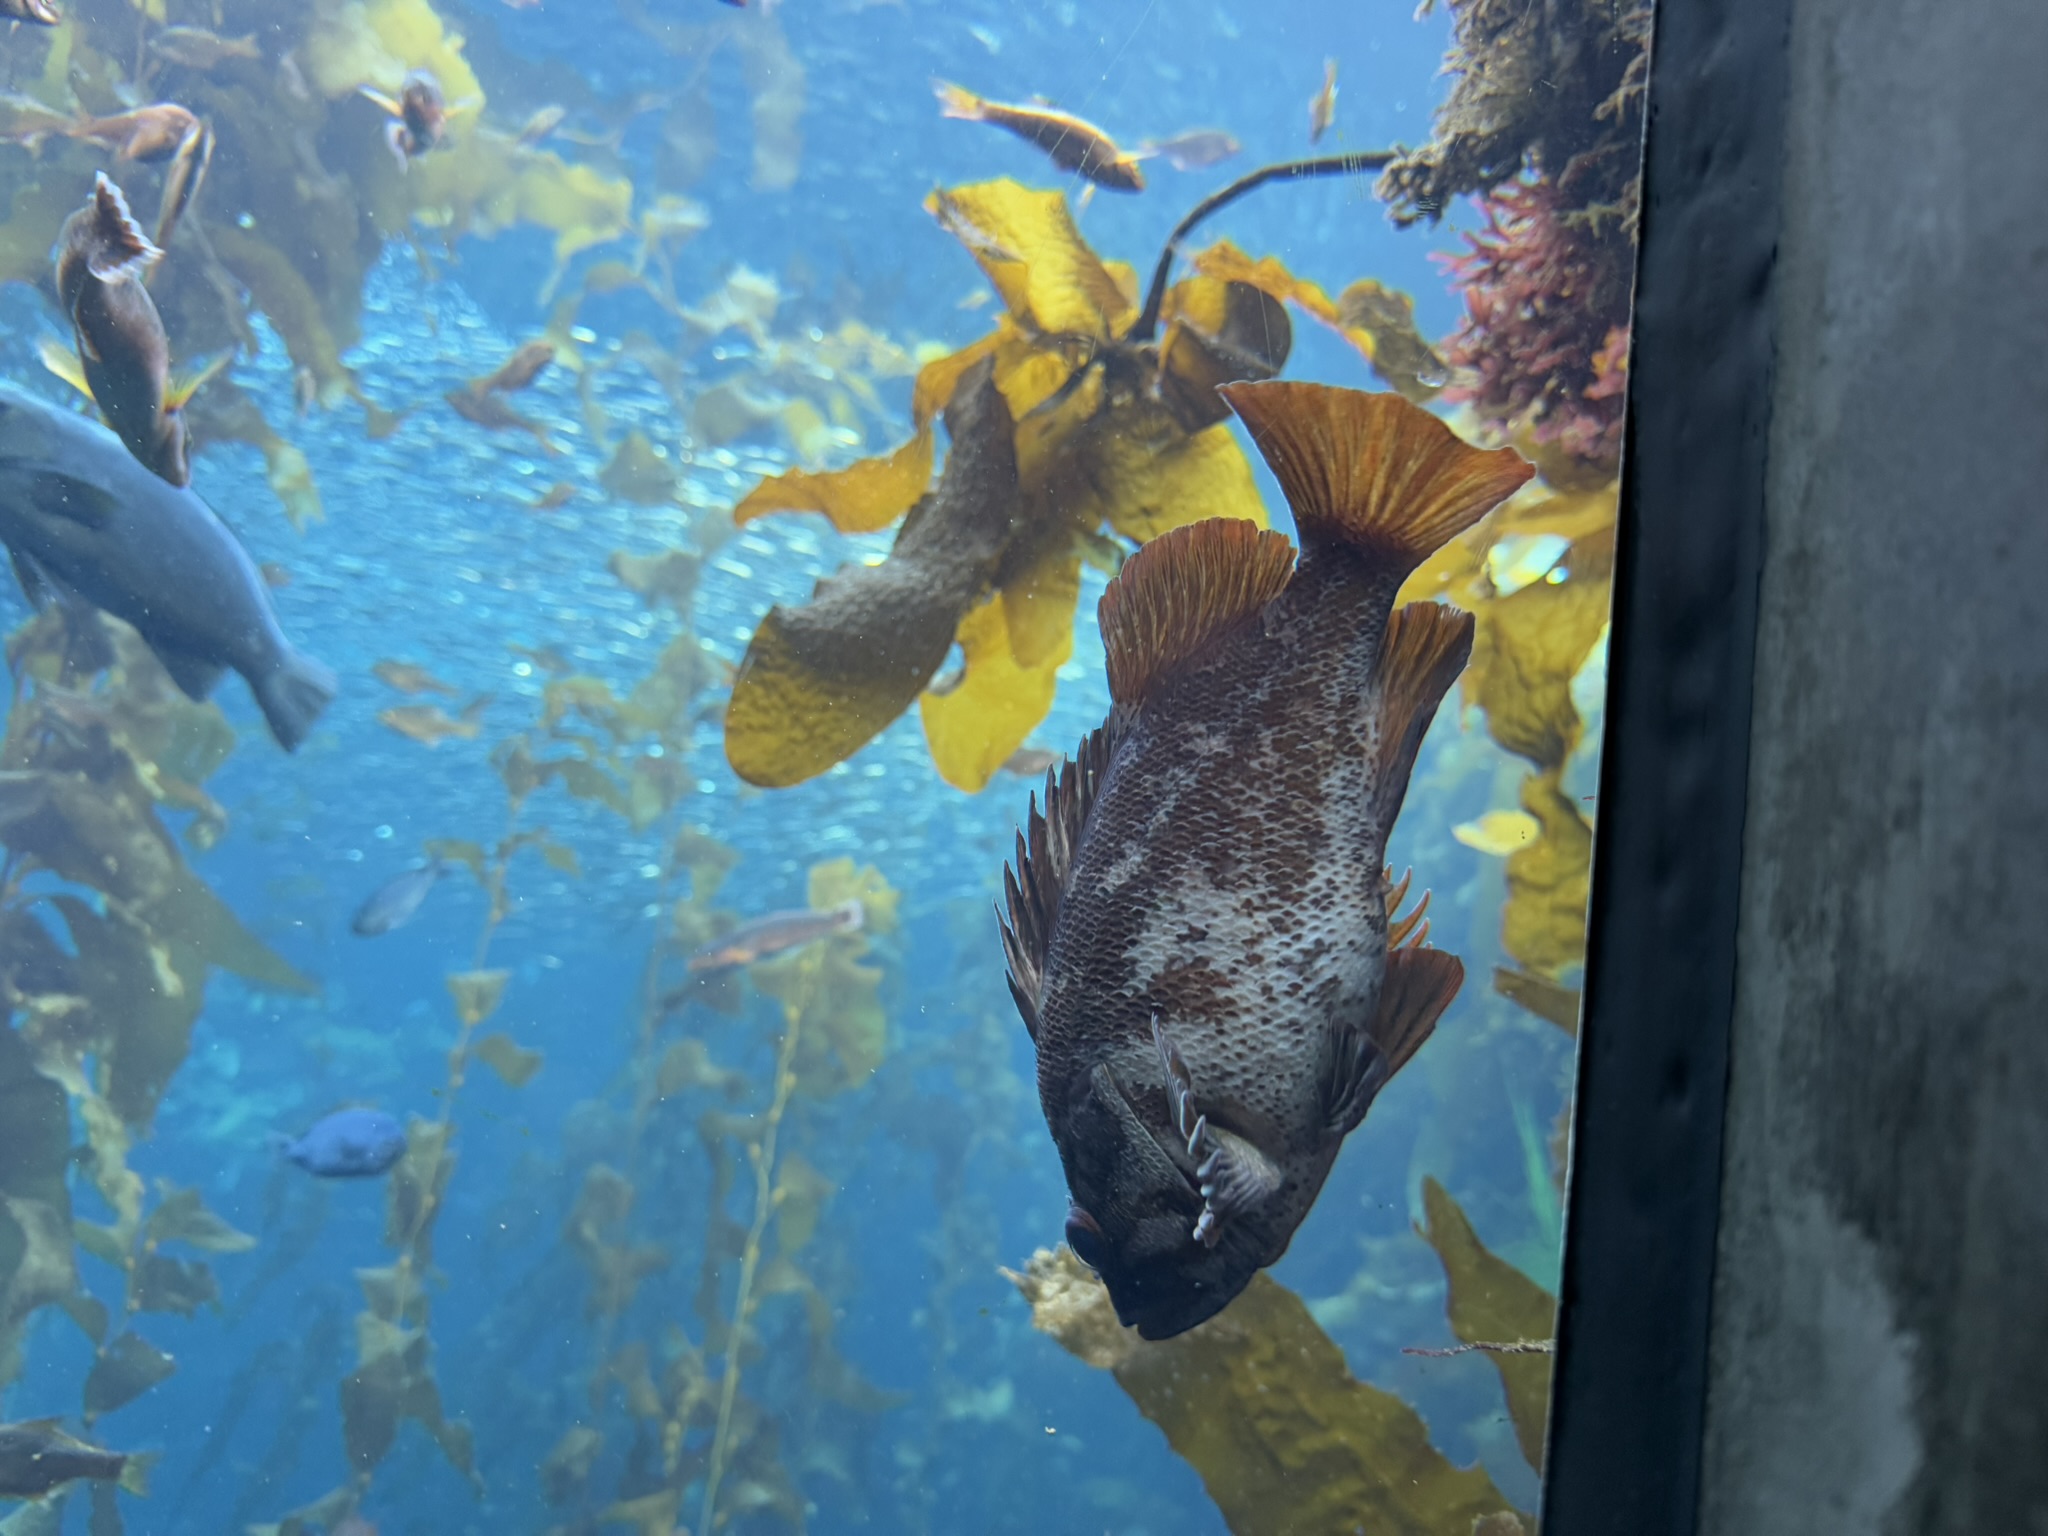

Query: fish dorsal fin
(1323, 945), (1464, 1135)
(1220, 381), (1532, 581)
(999, 712), (1124, 1041)
(28, 471), (118, 529)
(83, 172), (161, 284)
(1098, 517), (1295, 707)
(1368, 600), (1476, 837)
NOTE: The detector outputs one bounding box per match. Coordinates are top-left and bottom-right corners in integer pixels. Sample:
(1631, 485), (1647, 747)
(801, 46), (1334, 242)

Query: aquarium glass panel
(0, 0), (1651, 1528)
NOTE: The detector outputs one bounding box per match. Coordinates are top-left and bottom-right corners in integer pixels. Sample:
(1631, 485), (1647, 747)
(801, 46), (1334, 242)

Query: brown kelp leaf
(540, 1424), (603, 1505)
(1191, 241), (1433, 395)
(0, 1196), (77, 1384)
(657, 1039), (744, 1099)
(599, 1489), (682, 1536)
(725, 359), (1022, 787)
(600, 431), (679, 505)
(1335, 279), (1451, 403)
(925, 180), (1131, 339)
(473, 1033), (543, 1088)
(52, 897), (198, 1132)
(733, 424), (935, 534)
(1006, 1249), (1522, 1534)
(1152, 275), (1293, 431)
(610, 548), (702, 615)
(145, 1185), (256, 1253)
(1419, 1178), (1558, 1473)
(772, 1155), (833, 1256)
(84, 1331), (177, 1419)
(540, 840), (582, 878)
(1502, 769), (1594, 977)
(131, 1252), (220, 1317)
(447, 970), (510, 1028)
(808, 856), (900, 935)
(1494, 967), (1581, 1036)
(384, 1118), (455, 1254)
(919, 593), (1067, 793)
(339, 1343), (407, 1473)
(424, 839), (488, 881)
(750, 861), (897, 1094)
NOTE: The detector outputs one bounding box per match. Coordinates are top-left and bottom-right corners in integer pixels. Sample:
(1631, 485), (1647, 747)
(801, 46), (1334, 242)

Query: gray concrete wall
(1697, 1), (2048, 1532)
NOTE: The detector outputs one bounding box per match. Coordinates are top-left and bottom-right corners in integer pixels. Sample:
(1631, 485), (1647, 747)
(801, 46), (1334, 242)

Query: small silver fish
(1136, 128), (1242, 172)
(686, 899), (864, 974)
(351, 862), (449, 936)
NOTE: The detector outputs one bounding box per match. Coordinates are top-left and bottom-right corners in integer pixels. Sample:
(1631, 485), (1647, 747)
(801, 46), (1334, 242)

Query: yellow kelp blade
(1054, 409), (1269, 544)
(1153, 275), (1293, 431)
(920, 593), (1070, 793)
(733, 425), (934, 533)
(1502, 767), (1595, 977)
(1464, 532), (1613, 768)
(925, 180), (1131, 340)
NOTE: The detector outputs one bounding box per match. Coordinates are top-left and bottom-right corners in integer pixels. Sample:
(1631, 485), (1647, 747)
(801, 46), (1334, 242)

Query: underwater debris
(933, 82), (1146, 192)
(1307, 58), (1338, 144)
(1003, 384), (1528, 1338)
(1006, 1248), (1524, 1534)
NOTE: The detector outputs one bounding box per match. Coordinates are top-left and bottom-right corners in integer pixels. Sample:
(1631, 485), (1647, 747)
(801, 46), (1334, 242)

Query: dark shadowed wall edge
(1538, 0), (1790, 1527)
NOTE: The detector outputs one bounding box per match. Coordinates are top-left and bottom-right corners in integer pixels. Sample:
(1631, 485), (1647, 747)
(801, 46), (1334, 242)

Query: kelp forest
(0, 0), (1652, 1531)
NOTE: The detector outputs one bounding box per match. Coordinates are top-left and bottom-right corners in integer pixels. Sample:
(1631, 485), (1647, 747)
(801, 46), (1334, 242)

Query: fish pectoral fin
(27, 470), (119, 529)
(1324, 946), (1465, 1136)
(148, 641), (227, 702)
(1196, 1127), (1284, 1223)
(9, 549), (54, 609)
(1366, 602), (1476, 839)
(1098, 518), (1295, 707)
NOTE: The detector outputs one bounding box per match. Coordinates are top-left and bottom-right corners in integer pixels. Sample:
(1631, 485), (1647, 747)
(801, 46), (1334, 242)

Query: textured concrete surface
(1697, 0), (2048, 1531)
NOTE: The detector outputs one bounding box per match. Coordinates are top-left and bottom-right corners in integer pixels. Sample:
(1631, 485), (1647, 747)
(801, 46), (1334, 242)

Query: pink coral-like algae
(1438, 177), (1634, 472)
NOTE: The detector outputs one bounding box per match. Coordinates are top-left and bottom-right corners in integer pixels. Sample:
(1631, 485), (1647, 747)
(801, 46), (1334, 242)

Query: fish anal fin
(1369, 600), (1475, 836)
(1220, 381), (1532, 579)
(1325, 945), (1464, 1135)
(150, 642), (227, 702)
(1097, 517), (1294, 707)
(999, 711), (1125, 1041)
(28, 470), (118, 529)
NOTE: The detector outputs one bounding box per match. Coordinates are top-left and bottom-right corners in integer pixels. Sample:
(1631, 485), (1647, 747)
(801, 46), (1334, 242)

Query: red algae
(1438, 177), (1634, 473)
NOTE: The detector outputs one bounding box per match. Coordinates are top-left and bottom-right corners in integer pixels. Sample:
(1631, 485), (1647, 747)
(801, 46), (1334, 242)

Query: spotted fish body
(1002, 382), (1532, 1339)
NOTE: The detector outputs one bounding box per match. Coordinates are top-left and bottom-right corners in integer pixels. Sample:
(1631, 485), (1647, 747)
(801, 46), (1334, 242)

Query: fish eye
(1064, 1203), (1108, 1272)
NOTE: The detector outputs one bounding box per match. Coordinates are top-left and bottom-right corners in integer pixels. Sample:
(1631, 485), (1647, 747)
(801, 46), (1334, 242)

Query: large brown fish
(55, 174), (189, 487)
(1001, 382), (1532, 1339)
(73, 103), (200, 162)
(933, 81), (1145, 192)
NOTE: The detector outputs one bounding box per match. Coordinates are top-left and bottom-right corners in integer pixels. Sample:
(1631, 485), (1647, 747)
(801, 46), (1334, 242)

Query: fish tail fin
(118, 1449), (160, 1497)
(165, 350), (231, 410)
(83, 172), (162, 283)
(1367, 600), (1475, 837)
(1219, 381), (1531, 581)
(1098, 517), (1296, 706)
(253, 649), (337, 752)
(932, 80), (985, 121)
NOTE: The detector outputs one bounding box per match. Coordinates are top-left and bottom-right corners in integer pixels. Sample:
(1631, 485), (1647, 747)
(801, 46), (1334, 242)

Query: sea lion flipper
(1323, 946), (1464, 1136)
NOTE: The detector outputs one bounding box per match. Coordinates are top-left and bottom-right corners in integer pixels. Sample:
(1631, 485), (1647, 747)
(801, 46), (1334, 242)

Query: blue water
(0, 0), (1597, 1531)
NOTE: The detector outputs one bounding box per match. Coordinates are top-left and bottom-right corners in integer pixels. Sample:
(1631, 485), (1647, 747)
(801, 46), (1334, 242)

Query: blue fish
(351, 861), (448, 937)
(272, 1108), (407, 1179)
(0, 383), (336, 751)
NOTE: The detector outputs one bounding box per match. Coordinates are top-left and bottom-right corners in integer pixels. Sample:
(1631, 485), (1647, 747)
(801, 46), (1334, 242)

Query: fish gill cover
(0, 0), (1646, 1530)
